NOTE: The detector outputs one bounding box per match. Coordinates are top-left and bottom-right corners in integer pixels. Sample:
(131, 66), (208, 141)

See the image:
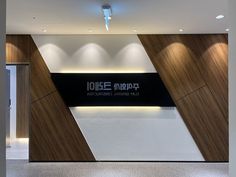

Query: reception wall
(32, 35), (203, 161)
(6, 34), (228, 162)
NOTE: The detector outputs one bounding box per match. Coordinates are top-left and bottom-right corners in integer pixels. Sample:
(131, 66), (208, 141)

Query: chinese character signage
(51, 73), (175, 107)
(86, 82), (140, 97)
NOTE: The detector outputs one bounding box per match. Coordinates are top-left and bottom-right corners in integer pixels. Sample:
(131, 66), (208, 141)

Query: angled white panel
(70, 107), (204, 161)
(32, 35), (156, 73)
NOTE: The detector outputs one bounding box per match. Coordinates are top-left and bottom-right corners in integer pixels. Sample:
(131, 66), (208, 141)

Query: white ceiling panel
(6, 0), (228, 34)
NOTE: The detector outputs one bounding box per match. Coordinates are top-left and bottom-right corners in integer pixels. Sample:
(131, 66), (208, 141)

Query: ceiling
(6, 0), (228, 34)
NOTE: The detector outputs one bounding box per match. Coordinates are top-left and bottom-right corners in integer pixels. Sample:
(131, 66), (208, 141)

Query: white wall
(70, 107), (203, 161)
(229, 0), (236, 176)
(32, 35), (156, 73)
(0, 0), (6, 176)
(6, 66), (17, 140)
(32, 35), (203, 161)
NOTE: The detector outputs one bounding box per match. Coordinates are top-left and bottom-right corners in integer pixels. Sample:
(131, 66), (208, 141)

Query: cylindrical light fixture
(102, 4), (112, 31)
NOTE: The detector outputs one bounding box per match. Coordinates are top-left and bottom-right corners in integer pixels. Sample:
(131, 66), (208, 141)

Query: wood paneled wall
(138, 34), (228, 161)
(6, 35), (95, 161)
(16, 65), (30, 138)
(6, 35), (31, 63)
(6, 34), (228, 162)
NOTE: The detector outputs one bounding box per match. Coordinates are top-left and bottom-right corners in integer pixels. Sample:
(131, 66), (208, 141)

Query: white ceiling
(6, 0), (228, 34)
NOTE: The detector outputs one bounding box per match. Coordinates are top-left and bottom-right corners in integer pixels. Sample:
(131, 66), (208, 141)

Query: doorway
(6, 64), (29, 160)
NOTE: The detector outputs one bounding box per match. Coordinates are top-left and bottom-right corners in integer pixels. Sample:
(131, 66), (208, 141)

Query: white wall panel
(70, 107), (204, 161)
(32, 35), (156, 73)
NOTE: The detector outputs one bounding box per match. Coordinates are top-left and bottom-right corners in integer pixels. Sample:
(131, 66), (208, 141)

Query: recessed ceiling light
(226, 28), (229, 32)
(42, 29), (47, 33)
(88, 29), (93, 33)
(133, 29), (137, 33)
(216, 15), (224, 19)
(179, 29), (184, 32)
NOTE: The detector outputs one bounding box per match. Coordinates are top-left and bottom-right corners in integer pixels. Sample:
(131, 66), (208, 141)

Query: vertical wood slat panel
(186, 35), (228, 120)
(30, 40), (56, 102)
(30, 36), (95, 161)
(138, 35), (206, 100)
(177, 86), (228, 161)
(16, 65), (30, 138)
(138, 34), (228, 161)
(6, 35), (30, 63)
(29, 37), (95, 161)
(30, 92), (95, 161)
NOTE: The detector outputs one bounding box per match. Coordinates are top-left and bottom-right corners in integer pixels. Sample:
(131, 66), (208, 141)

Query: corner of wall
(0, 0), (6, 176)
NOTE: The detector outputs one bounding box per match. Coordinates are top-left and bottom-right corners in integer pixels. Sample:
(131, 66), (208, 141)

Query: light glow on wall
(59, 69), (147, 73)
(72, 106), (163, 111)
(32, 35), (157, 73)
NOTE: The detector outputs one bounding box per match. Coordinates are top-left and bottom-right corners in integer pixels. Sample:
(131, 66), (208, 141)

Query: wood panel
(138, 34), (228, 161)
(30, 40), (56, 102)
(30, 91), (95, 161)
(6, 35), (30, 63)
(177, 86), (228, 161)
(185, 35), (228, 120)
(6, 35), (95, 161)
(29, 37), (95, 161)
(138, 35), (205, 100)
(16, 65), (30, 138)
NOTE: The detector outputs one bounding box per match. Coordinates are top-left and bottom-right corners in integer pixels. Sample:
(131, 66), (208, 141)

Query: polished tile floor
(7, 160), (228, 177)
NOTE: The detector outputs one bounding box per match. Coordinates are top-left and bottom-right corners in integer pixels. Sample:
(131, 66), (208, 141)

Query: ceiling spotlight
(88, 29), (93, 33)
(102, 4), (112, 31)
(226, 28), (229, 32)
(179, 29), (184, 32)
(216, 15), (224, 19)
(42, 29), (47, 33)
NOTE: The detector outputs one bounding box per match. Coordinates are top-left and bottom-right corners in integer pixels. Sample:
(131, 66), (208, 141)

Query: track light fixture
(102, 4), (112, 31)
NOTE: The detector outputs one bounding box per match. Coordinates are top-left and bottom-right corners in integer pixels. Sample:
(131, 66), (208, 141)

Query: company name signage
(86, 81), (140, 97)
(51, 73), (175, 107)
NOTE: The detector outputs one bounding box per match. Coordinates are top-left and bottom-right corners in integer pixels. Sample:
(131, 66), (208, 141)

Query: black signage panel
(51, 73), (175, 107)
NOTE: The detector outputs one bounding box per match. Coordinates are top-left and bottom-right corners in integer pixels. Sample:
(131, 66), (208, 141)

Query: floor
(5, 138), (228, 177)
(7, 160), (228, 177)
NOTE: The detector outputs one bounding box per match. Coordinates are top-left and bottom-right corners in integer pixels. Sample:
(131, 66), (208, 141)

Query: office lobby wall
(6, 34), (228, 162)
(32, 35), (203, 161)
(139, 34), (228, 161)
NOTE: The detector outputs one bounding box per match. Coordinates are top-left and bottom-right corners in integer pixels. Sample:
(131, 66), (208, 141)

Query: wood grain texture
(16, 65), (30, 138)
(30, 91), (95, 161)
(186, 35), (228, 120)
(138, 35), (205, 100)
(177, 86), (228, 161)
(29, 37), (95, 161)
(30, 40), (56, 102)
(6, 35), (95, 162)
(138, 34), (228, 161)
(6, 35), (30, 63)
